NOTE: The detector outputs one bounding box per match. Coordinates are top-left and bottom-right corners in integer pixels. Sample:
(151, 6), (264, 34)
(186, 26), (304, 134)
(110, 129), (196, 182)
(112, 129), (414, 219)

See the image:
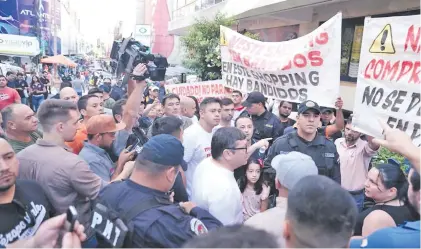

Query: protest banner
(352, 15), (420, 146)
(165, 80), (232, 103)
(219, 13), (342, 107)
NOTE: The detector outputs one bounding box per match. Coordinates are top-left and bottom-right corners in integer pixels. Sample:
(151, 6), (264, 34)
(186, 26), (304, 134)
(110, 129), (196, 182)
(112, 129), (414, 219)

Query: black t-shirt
(280, 118), (296, 136)
(15, 80), (28, 98)
(39, 77), (50, 86)
(0, 180), (54, 247)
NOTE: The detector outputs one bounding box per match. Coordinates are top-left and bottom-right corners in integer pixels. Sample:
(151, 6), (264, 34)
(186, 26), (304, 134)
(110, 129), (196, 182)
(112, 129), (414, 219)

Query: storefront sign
(165, 80), (232, 103)
(220, 13), (342, 107)
(0, 34), (40, 56)
(352, 15), (420, 146)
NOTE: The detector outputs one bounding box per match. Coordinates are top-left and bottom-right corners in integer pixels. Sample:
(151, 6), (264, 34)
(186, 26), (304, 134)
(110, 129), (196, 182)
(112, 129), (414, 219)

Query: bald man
(60, 87), (79, 104)
(180, 96), (196, 118)
(1, 104), (42, 153)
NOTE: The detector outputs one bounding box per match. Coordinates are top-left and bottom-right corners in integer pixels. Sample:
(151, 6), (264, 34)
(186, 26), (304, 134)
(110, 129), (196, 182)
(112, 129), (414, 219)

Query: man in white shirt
(191, 127), (248, 225)
(183, 97), (222, 197)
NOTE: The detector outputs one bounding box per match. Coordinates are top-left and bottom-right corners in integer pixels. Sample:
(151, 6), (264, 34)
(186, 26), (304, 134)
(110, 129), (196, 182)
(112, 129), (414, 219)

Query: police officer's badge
(190, 218), (208, 235)
(306, 101), (315, 107)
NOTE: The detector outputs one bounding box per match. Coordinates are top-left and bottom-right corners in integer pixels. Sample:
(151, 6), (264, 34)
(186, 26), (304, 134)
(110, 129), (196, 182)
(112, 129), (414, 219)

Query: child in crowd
(238, 159), (270, 221)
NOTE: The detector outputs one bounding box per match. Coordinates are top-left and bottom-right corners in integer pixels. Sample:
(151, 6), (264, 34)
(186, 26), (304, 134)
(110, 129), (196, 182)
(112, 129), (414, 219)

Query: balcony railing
(172, 0), (226, 20)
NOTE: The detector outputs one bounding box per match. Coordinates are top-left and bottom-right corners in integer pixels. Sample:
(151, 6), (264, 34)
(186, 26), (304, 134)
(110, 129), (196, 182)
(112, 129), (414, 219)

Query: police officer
(110, 78), (127, 101)
(243, 92), (282, 143)
(97, 134), (222, 247)
(265, 100), (341, 184)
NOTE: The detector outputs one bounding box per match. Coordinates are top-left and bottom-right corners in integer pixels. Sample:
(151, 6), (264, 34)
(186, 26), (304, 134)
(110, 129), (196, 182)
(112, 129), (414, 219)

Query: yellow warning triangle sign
(220, 30), (228, 46)
(369, 24), (395, 54)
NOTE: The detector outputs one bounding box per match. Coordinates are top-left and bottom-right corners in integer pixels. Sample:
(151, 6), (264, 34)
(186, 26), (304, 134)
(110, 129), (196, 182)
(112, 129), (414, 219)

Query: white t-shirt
(183, 123), (213, 198)
(191, 158), (243, 225)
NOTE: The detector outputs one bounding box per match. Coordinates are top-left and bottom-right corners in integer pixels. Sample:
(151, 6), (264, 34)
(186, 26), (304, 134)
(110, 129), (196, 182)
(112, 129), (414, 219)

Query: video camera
(110, 37), (168, 81)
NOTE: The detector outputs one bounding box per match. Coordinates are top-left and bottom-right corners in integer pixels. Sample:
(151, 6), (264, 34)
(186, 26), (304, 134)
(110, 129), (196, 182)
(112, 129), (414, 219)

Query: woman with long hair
(354, 163), (419, 236)
(30, 75), (47, 112)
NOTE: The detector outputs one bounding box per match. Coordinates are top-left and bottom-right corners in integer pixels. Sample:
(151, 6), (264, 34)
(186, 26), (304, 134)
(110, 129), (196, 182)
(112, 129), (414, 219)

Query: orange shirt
(66, 123), (87, 154)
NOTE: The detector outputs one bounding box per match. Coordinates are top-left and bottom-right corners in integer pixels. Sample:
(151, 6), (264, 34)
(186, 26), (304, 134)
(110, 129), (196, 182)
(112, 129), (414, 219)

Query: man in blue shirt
(350, 168), (420, 248)
(79, 114), (135, 181)
(97, 134), (222, 247)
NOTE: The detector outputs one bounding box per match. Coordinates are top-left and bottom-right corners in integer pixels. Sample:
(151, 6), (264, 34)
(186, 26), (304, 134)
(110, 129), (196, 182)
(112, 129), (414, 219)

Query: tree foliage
(181, 13), (259, 81)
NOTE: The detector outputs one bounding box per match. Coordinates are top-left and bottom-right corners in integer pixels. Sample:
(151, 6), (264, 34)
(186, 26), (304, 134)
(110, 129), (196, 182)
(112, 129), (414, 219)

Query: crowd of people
(0, 62), (419, 248)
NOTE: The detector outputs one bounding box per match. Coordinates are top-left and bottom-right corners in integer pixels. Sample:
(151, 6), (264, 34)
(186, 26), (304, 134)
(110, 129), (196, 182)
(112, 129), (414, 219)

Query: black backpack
(92, 196), (172, 248)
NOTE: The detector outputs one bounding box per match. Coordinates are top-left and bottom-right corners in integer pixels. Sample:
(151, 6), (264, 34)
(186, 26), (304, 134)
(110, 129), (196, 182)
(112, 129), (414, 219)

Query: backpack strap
(124, 196), (172, 222)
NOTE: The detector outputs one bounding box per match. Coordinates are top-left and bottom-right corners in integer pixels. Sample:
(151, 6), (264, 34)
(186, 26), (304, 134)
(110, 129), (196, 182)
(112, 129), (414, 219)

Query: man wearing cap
(265, 100), (341, 184)
(97, 134), (222, 247)
(79, 114), (136, 181)
(245, 151), (318, 247)
(145, 85), (159, 105)
(99, 84), (115, 109)
(243, 92), (282, 143)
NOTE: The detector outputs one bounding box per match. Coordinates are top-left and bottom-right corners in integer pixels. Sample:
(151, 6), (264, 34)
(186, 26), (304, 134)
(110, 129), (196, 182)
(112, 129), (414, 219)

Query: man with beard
(0, 138), (54, 247)
(335, 117), (379, 212)
(231, 90), (248, 126)
(218, 98), (234, 128)
(278, 101), (295, 136)
(79, 114), (136, 181)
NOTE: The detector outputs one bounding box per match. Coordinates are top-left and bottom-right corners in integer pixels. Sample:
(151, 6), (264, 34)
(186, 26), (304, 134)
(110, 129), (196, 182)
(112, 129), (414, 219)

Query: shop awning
(0, 34), (40, 56)
(41, 54), (77, 67)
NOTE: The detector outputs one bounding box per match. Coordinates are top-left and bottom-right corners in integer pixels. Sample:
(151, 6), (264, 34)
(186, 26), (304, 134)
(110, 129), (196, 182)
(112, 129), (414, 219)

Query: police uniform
(98, 180), (222, 247)
(96, 135), (222, 248)
(110, 84), (126, 101)
(264, 101), (341, 184)
(243, 92), (283, 142)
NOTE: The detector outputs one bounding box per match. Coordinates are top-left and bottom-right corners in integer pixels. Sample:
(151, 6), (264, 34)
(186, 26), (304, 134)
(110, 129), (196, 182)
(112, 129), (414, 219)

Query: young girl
(238, 159), (270, 221)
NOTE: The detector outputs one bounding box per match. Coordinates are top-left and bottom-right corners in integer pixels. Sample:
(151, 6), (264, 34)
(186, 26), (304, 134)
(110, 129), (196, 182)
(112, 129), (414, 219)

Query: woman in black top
(354, 163), (418, 236)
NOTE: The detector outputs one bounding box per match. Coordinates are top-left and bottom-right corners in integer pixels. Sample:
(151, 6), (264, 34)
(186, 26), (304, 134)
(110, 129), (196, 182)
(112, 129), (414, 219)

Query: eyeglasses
(227, 147), (248, 153)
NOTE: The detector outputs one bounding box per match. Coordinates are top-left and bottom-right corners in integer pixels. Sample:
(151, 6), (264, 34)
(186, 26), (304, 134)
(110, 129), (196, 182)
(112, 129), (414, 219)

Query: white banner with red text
(165, 80), (232, 103)
(352, 15), (420, 146)
(219, 13), (342, 107)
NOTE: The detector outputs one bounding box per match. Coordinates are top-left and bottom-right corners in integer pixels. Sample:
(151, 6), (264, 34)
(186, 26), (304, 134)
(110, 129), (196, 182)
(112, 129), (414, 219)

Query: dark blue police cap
(139, 134), (184, 166)
(298, 100), (321, 114)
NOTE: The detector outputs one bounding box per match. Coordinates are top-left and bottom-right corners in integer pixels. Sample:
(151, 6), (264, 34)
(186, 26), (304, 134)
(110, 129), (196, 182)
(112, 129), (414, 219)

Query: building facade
(167, 0), (420, 110)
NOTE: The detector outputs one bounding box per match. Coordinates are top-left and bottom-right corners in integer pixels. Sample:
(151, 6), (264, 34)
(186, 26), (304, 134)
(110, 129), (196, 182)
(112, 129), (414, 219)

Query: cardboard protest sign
(353, 15), (420, 146)
(220, 13), (342, 107)
(165, 80), (232, 103)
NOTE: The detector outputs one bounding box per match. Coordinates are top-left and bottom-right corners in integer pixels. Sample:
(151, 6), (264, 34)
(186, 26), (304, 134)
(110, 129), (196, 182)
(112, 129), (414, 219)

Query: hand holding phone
(64, 206), (78, 232)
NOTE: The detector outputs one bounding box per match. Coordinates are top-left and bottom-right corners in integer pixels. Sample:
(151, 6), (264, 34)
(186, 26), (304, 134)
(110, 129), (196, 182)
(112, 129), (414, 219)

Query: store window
(337, 9), (420, 83)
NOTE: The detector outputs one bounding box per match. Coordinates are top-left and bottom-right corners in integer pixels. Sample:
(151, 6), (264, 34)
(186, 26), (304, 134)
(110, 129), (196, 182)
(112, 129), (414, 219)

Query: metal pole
(52, 0), (58, 78)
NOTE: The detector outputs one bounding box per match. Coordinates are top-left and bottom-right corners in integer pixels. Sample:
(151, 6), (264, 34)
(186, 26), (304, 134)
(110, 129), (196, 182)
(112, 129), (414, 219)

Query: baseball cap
(271, 151), (318, 190)
(242, 92), (266, 107)
(320, 107), (334, 113)
(149, 85), (159, 91)
(86, 114), (126, 134)
(139, 134), (184, 166)
(99, 84), (111, 93)
(297, 100), (321, 114)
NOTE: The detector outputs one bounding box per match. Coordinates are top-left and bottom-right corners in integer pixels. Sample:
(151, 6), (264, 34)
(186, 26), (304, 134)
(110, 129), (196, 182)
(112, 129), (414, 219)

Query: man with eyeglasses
(79, 114), (136, 181)
(265, 100), (341, 184)
(191, 127), (249, 225)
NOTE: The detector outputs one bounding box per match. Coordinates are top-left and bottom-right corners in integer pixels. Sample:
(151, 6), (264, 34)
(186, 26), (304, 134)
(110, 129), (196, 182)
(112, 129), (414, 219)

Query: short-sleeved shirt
(335, 138), (377, 191)
(79, 142), (115, 181)
(0, 87), (20, 110)
(65, 123), (87, 154)
(17, 139), (105, 237)
(7, 131), (42, 153)
(30, 82), (45, 95)
(0, 180), (54, 247)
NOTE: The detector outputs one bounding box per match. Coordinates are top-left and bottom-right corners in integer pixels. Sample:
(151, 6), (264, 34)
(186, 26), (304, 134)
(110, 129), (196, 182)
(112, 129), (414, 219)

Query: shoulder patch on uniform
(324, 153), (335, 158)
(265, 124), (273, 128)
(190, 218), (208, 235)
